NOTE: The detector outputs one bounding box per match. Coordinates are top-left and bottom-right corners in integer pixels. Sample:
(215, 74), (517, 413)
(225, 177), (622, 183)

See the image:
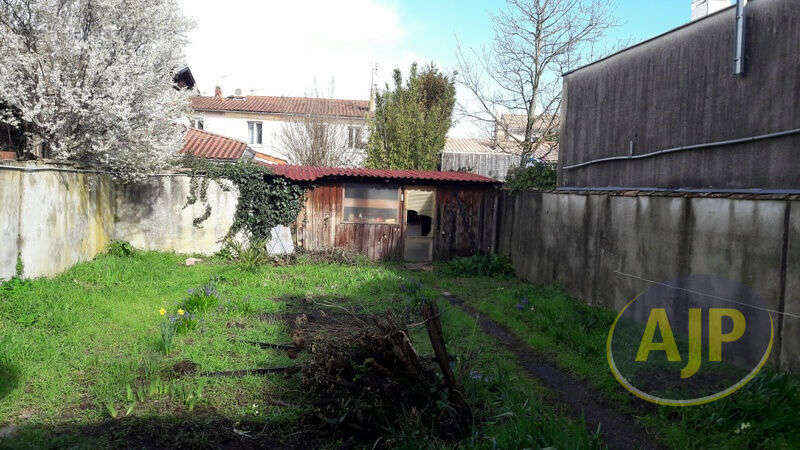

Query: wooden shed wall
(294, 184), (404, 261)
(293, 182), (497, 261)
(434, 186), (499, 260)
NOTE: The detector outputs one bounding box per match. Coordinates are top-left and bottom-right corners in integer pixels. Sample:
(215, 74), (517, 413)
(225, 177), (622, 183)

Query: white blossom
(0, 0), (193, 182)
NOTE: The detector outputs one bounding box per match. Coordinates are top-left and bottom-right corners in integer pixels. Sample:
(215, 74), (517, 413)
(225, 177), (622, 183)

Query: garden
(0, 247), (798, 449)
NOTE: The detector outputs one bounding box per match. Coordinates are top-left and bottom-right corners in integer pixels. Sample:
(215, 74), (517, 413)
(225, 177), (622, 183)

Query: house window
(342, 184), (399, 224)
(347, 126), (364, 149)
(190, 118), (204, 130)
(248, 121), (263, 145)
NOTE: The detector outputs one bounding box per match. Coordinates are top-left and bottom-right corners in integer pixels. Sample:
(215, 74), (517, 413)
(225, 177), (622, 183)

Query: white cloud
(181, 0), (418, 100)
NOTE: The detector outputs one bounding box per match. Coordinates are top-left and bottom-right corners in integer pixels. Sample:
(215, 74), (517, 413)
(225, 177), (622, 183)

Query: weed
(399, 278), (435, 307)
(170, 309), (198, 334)
(296, 248), (369, 266)
(159, 319), (175, 355)
(105, 240), (136, 257)
(121, 378), (206, 416)
(103, 398), (118, 419)
(15, 252), (23, 277)
(220, 238), (270, 272)
(0, 276), (32, 296)
(442, 253), (514, 278)
(183, 281), (219, 313)
(505, 161), (557, 192)
(0, 253), (31, 295)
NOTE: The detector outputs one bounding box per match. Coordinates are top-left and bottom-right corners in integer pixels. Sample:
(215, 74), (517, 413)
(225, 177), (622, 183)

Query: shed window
(342, 184), (399, 224)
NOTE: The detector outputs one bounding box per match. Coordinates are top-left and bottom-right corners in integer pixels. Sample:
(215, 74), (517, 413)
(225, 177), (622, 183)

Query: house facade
(190, 89), (370, 166)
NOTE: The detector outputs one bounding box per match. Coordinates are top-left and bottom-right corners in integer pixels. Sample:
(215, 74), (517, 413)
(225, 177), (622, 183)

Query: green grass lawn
(426, 259), (800, 450)
(5, 250), (796, 449)
(0, 251), (599, 449)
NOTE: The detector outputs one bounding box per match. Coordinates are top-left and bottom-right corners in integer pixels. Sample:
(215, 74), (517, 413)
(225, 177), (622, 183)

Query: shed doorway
(404, 188), (435, 262)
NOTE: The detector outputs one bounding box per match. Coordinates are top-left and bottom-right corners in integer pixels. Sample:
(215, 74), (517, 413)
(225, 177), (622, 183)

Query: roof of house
(498, 114), (558, 131)
(180, 128), (249, 160)
(443, 137), (558, 162)
(444, 138), (504, 154)
(191, 95), (370, 118)
(252, 151), (287, 165)
(259, 163), (499, 184)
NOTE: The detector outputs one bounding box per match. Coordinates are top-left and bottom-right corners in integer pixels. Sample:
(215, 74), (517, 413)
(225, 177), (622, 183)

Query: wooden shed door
(404, 188), (435, 262)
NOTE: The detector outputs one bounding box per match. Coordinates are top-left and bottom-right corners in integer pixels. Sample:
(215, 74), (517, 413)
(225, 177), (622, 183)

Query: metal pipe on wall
(561, 127), (800, 171)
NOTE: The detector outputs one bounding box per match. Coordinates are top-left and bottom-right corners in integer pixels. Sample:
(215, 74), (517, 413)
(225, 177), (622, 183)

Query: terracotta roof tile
(180, 128), (248, 160)
(191, 95), (369, 118)
(259, 163), (499, 184)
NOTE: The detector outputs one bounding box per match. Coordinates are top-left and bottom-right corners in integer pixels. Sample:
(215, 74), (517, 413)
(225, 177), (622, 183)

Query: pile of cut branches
(291, 302), (471, 443)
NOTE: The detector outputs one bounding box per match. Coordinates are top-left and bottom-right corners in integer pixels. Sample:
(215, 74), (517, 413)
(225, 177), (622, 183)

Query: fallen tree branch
(198, 366), (297, 377)
(237, 340), (298, 351)
(421, 300), (473, 430)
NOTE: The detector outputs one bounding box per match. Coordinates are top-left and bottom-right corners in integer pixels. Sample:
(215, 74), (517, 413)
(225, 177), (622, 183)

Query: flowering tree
(0, 0), (193, 182)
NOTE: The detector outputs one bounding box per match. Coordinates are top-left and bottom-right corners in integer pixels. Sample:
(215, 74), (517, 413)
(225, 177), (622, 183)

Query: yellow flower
(177, 309), (185, 316)
(159, 308), (166, 316)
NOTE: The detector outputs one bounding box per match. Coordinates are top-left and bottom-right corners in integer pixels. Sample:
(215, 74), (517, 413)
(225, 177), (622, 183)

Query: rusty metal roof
(191, 95), (369, 118)
(260, 163), (500, 184)
(180, 128), (248, 160)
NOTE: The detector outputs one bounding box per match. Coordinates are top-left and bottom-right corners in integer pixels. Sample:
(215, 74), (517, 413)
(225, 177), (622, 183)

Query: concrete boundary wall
(0, 163), (238, 280)
(496, 191), (800, 371)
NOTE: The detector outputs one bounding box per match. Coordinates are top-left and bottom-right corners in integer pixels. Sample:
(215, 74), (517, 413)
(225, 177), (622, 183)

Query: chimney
(369, 84), (377, 113)
(368, 64), (378, 113)
(691, 0), (731, 21)
(214, 86), (222, 98)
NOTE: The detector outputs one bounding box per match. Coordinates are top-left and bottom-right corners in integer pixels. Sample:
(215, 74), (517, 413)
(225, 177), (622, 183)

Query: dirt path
(441, 293), (662, 450)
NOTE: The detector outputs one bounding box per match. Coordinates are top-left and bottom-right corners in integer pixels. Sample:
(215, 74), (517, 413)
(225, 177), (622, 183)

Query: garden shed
(263, 164), (500, 262)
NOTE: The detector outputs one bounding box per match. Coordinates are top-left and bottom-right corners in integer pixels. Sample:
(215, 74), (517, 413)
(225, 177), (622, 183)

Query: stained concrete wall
(111, 175), (237, 254)
(0, 163), (267, 280)
(496, 191), (800, 371)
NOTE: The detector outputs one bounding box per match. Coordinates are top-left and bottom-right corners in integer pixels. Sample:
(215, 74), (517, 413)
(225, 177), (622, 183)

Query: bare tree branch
(456, 0), (620, 164)
(278, 83), (365, 167)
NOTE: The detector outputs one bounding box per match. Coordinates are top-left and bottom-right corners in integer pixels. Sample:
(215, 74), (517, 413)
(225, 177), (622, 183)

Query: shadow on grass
(3, 412), (314, 449)
(0, 361), (20, 402)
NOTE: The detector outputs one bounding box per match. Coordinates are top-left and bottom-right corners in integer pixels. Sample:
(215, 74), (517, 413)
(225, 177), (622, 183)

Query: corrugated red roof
(180, 128), (248, 160)
(191, 95), (369, 118)
(259, 163), (499, 184)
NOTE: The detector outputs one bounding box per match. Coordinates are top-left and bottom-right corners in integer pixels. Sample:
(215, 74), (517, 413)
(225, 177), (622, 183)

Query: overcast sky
(180, 0), (718, 136)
